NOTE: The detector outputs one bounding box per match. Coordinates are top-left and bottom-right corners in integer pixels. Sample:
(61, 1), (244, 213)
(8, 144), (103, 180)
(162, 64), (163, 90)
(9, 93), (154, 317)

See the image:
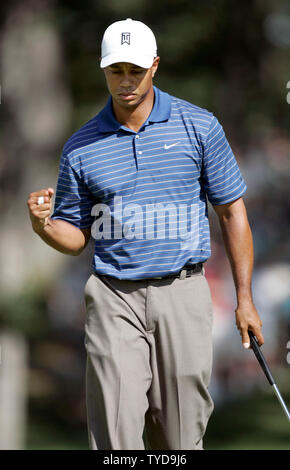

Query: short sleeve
(51, 151), (95, 229)
(202, 116), (247, 205)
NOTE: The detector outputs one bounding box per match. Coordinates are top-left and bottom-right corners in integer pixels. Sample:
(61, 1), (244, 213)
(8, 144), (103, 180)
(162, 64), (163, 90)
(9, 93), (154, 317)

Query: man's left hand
(235, 300), (264, 349)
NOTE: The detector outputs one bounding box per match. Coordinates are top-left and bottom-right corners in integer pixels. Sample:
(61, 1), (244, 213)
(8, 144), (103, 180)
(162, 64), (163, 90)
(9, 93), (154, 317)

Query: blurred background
(0, 0), (289, 450)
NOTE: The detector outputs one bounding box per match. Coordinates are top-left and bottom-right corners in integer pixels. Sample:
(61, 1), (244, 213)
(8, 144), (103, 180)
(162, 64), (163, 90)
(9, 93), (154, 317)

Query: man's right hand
(27, 187), (54, 233)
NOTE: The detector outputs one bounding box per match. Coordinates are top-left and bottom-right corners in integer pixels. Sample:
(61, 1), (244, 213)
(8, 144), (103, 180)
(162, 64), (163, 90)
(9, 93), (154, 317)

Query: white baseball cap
(100, 18), (157, 69)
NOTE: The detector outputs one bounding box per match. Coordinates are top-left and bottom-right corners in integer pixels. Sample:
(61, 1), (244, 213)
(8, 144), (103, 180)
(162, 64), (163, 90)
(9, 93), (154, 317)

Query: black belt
(97, 262), (203, 282)
(150, 262), (203, 280)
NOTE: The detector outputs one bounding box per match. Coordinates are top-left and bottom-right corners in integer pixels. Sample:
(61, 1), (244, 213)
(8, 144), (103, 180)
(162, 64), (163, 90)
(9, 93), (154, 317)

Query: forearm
(34, 218), (87, 255)
(213, 198), (263, 346)
(217, 203), (254, 304)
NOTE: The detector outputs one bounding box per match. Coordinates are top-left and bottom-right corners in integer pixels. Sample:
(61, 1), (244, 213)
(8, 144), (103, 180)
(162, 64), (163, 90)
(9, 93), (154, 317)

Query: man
(27, 18), (264, 450)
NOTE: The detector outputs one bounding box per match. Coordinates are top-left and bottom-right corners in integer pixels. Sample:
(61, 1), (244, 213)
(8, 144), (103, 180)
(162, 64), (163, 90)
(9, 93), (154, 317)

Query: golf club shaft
(272, 384), (290, 421)
(248, 331), (290, 422)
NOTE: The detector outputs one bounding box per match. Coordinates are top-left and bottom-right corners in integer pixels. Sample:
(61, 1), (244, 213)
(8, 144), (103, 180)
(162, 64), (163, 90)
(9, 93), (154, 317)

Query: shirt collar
(96, 86), (172, 134)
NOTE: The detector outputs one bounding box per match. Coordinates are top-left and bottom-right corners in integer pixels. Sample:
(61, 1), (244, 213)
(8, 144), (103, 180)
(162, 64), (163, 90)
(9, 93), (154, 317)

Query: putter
(248, 331), (290, 422)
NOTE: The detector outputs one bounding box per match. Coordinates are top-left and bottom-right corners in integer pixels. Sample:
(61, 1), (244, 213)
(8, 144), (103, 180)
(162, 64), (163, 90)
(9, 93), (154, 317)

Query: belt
(97, 262), (203, 282)
(150, 262), (203, 280)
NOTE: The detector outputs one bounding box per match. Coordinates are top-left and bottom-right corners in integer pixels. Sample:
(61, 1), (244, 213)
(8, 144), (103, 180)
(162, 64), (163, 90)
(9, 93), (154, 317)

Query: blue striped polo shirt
(51, 86), (247, 279)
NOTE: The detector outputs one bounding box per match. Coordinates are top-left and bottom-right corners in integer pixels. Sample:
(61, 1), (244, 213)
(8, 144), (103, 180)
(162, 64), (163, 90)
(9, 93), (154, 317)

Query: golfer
(27, 18), (264, 450)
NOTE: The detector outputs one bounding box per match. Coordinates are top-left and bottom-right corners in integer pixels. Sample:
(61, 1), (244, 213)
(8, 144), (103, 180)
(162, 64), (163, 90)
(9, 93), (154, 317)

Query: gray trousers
(84, 267), (214, 450)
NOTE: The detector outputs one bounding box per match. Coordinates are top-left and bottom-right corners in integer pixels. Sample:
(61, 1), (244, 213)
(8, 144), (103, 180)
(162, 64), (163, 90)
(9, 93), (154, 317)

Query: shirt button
(136, 135), (140, 139)
(138, 151), (142, 155)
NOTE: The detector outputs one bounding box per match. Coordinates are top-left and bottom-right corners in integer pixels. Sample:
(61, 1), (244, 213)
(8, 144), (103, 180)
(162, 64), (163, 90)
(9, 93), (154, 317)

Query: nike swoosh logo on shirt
(164, 142), (180, 150)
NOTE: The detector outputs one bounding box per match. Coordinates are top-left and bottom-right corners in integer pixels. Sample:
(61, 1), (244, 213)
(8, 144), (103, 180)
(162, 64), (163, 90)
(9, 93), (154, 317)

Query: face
(103, 57), (160, 109)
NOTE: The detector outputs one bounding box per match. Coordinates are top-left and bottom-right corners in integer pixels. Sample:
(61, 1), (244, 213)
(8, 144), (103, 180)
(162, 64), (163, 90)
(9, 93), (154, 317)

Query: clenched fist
(27, 187), (54, 233)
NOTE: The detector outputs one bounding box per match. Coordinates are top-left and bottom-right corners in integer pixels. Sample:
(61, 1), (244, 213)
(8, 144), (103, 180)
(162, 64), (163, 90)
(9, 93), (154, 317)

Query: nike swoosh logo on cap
(164, 142), (180, 150)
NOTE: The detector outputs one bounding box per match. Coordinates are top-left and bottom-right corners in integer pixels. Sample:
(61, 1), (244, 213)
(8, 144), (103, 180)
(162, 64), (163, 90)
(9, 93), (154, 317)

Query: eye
(131, 69), (143, 75)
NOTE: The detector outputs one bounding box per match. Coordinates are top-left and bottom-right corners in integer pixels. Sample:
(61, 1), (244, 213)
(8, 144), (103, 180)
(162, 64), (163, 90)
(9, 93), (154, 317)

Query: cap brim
(100, 52), (154, 69)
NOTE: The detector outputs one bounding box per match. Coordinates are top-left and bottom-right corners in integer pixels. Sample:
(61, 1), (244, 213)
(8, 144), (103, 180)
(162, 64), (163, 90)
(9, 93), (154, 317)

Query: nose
(119, 73), (133, 88)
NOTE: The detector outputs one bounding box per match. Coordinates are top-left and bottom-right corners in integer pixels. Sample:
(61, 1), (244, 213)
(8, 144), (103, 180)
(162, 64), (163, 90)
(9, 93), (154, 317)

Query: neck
(112, 87), (155, 133)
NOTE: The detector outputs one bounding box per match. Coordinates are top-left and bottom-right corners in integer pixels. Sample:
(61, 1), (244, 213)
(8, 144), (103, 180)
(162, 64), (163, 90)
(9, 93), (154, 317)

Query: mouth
(118, 92), (137, 101)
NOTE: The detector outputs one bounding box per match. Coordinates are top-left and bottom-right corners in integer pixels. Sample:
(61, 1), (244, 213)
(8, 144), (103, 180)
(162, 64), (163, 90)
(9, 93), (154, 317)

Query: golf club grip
(248, 331), (275, 386)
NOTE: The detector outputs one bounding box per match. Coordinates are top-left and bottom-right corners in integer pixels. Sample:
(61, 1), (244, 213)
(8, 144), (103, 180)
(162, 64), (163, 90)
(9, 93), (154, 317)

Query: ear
(152, 56), (160, 78)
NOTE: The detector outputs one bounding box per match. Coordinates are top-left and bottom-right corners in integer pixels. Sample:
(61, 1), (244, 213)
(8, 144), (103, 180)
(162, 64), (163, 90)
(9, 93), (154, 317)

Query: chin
(118, 97), (140, 108)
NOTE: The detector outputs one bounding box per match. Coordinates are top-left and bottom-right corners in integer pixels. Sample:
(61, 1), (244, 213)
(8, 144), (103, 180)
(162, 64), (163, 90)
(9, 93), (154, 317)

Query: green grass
(26, 385), (290, 450)
(26, 420), (89, 450)
(204, 385), (290, 450)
